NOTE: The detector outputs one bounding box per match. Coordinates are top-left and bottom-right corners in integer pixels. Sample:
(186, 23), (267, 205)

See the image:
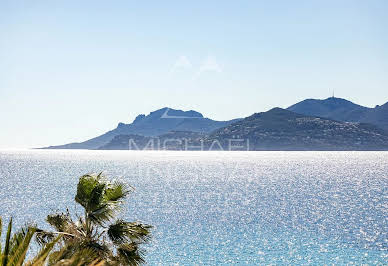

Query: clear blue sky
(1, 0), (387, 148)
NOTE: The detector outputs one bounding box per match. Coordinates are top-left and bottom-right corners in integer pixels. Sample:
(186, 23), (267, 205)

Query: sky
(0, 0), (387, 148)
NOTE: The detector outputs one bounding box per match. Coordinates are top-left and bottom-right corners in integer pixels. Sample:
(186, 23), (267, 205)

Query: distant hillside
(42, 107), (239, 150)
(98, 108), (388, 151)
(287, 97), (388, 131)
(203, 108), (388, 150)
(359, 102), (388, 131)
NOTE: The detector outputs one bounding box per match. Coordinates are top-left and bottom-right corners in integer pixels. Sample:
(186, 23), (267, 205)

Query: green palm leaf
(0, 217), (2, 253)
(104, 182), (131, 202)
(46, 213), (72, 232)
(117, 243), (145, 266)
(88, 204), (115, 225)
(108, 220), (151, 245)
(8, 226), (36, 266)
(26, 235), (61, 266)
(88, 184), (106, 212)
(2, 218), (12, 266)
(75, 174), (100, 209)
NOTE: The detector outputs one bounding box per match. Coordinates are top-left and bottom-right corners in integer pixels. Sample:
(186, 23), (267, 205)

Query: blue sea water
(0, 150), (387, 265)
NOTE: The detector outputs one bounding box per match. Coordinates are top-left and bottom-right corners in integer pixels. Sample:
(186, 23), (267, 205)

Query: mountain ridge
(98, 107), (388, 150)
(287, 97), (388, 130)
(42, 107), (240, 150)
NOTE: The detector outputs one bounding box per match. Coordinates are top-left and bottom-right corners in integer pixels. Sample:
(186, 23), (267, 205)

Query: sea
(0, 150), (387, 265)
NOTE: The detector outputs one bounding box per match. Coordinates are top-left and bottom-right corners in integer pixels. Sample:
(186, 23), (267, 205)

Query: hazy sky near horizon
(1, 0), (387, 148)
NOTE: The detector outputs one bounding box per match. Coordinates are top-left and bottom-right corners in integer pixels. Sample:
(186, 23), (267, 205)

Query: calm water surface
(0, 150), (387, 265)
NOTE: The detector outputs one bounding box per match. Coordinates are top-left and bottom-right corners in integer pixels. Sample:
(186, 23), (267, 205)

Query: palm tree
(38, 173), (151, 265)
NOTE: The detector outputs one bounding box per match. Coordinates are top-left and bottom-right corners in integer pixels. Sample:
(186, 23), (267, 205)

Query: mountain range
(42, 97), (388, 150)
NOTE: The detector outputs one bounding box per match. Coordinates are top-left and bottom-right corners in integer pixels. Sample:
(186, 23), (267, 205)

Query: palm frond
(46, 212), (73, 232)
(49, 245), (100, 266)
(49, 249), (105, 266)
(8, 226), (36, 266)
(75, 174), (100, 209)
(88, 204), (118, 225)
(116, 243), (145, 266)
(2, 217), (13, 266)
(35, 230), (56, 246)
(26, 235), (61, 266)
(104, 182), (131, 203)
(0, 217), (2, 253)
(49, 238), (111, 264)
(108, 220), (151, 245)
(9, 225), (28, 256)
(88, 184), (106, 212)
(82, 241), (111, 259)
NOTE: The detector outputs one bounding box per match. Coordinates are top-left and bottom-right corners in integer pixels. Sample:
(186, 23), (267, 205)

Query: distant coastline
(41, 97), (388, 151)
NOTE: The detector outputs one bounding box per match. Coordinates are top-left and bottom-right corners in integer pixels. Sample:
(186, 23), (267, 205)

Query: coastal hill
(287, 97), (388, 131)
(203, 108), (388, 150)
(42, 107), (239, 149)
(99, 108), (388, 151)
